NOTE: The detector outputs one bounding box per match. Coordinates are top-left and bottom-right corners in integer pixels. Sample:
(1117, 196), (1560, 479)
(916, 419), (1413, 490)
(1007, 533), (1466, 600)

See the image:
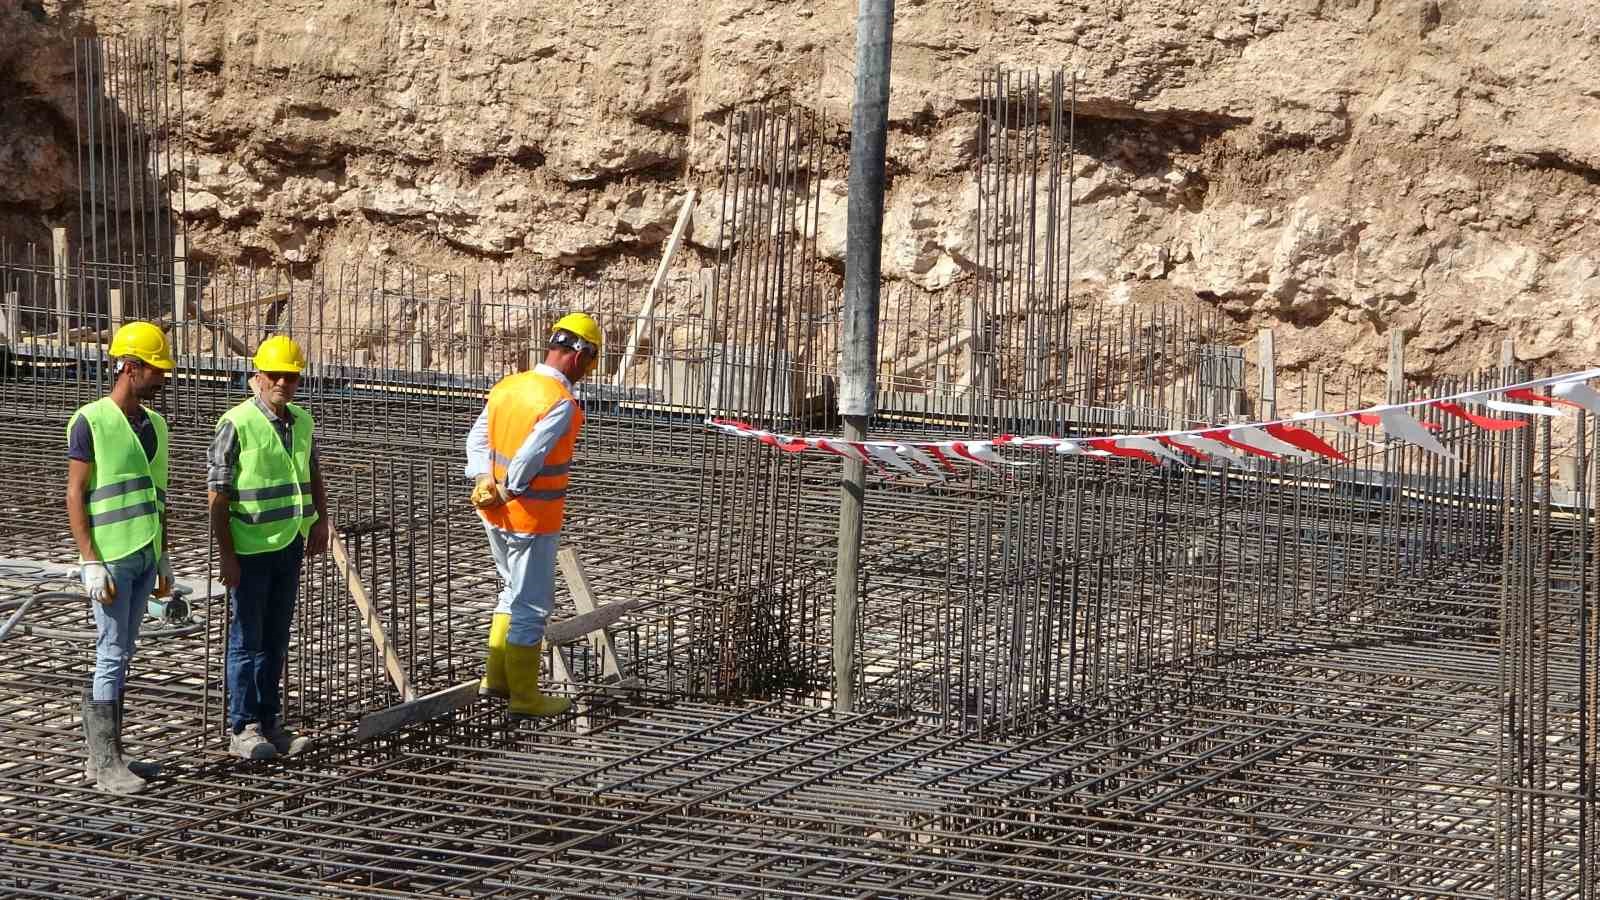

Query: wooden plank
(158, 298), (252, 356)
(330, 530), (416, 701)
(173, 236), (188, 323)
(1, 291), (17, 345)
(52, 228), (69, 347)
(612, 189), (695, 387)
(1387, 330), (1405, 405)
(199, 315), (253, 357)
(354, 679), (480, 742)
(409, 318), (430, 371)
(890, 330), (973, 382)
(556, 547), (621, 678)
(1258, 328), (1276, 419)
(544, 597), (646, 647)
(197, 290), (291, 319)
(466, 289), (484, 374)
(108, 289), (124, 332)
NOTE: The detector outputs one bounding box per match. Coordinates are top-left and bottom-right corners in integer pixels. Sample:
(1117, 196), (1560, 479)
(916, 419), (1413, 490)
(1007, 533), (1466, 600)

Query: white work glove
(155, 555), (174, 598)
(80, 561), (115, 605)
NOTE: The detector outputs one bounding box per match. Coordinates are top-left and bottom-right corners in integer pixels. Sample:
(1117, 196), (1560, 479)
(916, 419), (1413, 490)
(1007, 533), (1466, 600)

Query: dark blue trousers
(226, 536), (303, 733)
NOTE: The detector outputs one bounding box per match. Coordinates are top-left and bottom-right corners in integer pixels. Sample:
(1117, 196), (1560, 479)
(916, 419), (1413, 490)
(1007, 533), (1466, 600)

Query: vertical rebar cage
(1, 41), (1597, 899)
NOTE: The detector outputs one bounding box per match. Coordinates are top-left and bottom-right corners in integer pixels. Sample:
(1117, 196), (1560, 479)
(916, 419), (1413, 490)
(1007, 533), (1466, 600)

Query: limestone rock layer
(6, 0), (1599, 376)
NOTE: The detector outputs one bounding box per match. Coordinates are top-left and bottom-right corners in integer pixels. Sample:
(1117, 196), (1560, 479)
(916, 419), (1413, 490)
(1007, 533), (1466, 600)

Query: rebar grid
(2, 61), (1597, 899)
(3, 360), (1592, 897)
(6, 690), (1572, 898)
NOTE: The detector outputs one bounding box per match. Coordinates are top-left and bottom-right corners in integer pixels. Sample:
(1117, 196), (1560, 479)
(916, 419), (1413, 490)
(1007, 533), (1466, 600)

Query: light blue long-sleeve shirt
(464, 363), (576, 496)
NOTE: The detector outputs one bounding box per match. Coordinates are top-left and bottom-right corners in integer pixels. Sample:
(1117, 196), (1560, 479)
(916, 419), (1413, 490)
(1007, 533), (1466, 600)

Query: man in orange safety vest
(464, 312), (600, 719)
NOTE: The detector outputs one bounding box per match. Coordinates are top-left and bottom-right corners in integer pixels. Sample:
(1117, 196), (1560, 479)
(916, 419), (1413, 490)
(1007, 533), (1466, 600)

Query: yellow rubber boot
(505, 642), (572, 719)
(479, 613), (511, 698)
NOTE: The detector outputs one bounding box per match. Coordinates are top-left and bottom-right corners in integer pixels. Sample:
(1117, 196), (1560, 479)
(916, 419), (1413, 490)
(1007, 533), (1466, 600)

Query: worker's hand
(154, 555), (174, 598)
(218, 552), (241, 590)
(306, 518), (330, 558)
(80, 561), (115, 605)
(470, 476), (508, 510)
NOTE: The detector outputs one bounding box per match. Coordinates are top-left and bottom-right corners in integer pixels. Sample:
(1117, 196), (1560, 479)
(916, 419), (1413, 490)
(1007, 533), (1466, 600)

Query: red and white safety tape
(707, 367), (1600, 479)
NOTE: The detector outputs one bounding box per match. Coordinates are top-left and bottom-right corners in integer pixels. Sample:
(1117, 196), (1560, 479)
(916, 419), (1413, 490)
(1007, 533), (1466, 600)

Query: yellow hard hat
(253, 335), (306, 374)
(108, 321), (176, 370)
(550, 312), (602, 353)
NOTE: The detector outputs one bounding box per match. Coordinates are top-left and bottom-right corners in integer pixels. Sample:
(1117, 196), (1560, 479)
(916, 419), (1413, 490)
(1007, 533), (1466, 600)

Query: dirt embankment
(5, 0), (1598, 381)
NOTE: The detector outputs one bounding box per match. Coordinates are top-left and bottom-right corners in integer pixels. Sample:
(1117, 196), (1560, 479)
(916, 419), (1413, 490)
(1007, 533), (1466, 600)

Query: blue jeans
(226, 537), (304, 733)
(482, 521), (558, 646)
(90, 543), (158, 702)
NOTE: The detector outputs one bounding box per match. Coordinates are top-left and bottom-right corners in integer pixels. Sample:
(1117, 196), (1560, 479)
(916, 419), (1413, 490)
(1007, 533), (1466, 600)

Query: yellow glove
(471, 476), (508, 509)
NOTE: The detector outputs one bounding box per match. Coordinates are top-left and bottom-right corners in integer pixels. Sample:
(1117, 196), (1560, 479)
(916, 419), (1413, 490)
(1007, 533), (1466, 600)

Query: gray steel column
(833, 0), (895, 714)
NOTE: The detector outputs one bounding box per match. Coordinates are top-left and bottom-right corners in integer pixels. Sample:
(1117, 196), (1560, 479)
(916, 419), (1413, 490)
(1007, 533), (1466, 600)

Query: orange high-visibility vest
(479, 370), (584, 535)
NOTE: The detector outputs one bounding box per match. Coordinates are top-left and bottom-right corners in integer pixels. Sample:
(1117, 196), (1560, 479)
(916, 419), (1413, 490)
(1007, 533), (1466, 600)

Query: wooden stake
(52, 228), (69, 347)
(108, 289), (124, 333)
(1, 291), (17, 345)
(1258, 328), (1276, 419)
(173, 236), (188, 324)
(330, 530), (415, 702)
(891, 330), (974, 383)
(613, 190), (696, 389)
(555, 547), (622, 678)
(466, 289), (484, 375)
(409, 317), (431, 371)
(546, 547), (641, 733)
(1387, 330), (1406, 405)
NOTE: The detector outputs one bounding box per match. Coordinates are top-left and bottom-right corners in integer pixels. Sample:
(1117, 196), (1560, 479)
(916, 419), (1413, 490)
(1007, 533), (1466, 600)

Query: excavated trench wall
(4, 1), (1599, 382)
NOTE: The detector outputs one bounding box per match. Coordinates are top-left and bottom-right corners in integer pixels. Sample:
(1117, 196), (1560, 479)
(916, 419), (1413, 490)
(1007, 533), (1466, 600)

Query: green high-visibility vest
(221, 398), (317, 556)
(69, 397), (168, 562)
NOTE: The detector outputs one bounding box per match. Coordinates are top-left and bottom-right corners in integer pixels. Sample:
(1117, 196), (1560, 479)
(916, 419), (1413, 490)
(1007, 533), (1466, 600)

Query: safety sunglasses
(550, 329), (598, 358)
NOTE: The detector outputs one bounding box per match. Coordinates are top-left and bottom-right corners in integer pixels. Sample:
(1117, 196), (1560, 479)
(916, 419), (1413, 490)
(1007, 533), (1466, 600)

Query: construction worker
(66, 321), (176, 795)
(208, 335), (328, 760)
(465, 312), (601, 719)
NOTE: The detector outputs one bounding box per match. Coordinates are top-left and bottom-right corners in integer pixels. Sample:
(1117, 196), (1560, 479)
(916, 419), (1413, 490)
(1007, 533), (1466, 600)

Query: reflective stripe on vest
(221, 398), (318, 555)
(478, 370), (584, 535)
(70, 397), (168, 563)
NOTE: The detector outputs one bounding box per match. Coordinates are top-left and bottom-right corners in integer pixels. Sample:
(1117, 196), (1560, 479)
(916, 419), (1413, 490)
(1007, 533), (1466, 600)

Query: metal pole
(833, 0), (894, 714)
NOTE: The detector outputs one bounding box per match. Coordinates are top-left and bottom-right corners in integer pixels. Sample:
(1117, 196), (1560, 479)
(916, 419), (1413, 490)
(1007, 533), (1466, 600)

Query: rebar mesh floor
(3, 669), (1552, 899)
(2, 362), (1593, 898)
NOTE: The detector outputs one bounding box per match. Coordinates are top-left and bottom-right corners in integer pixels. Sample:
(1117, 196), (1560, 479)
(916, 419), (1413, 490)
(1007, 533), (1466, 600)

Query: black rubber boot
(82, 689), (98, 782)
(82, 696), (145, 795)
(115, 692), (162, 780)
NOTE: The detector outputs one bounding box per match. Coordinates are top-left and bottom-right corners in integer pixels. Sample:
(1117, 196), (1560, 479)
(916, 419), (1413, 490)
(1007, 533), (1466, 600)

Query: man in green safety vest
(66, 320), (177, 795)
(207, 335), (329, 760)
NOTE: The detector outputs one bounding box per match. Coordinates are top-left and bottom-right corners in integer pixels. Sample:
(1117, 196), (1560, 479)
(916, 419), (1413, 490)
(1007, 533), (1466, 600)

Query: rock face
(8, 0), (1600, 378)
(0, 3), (76, 250)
